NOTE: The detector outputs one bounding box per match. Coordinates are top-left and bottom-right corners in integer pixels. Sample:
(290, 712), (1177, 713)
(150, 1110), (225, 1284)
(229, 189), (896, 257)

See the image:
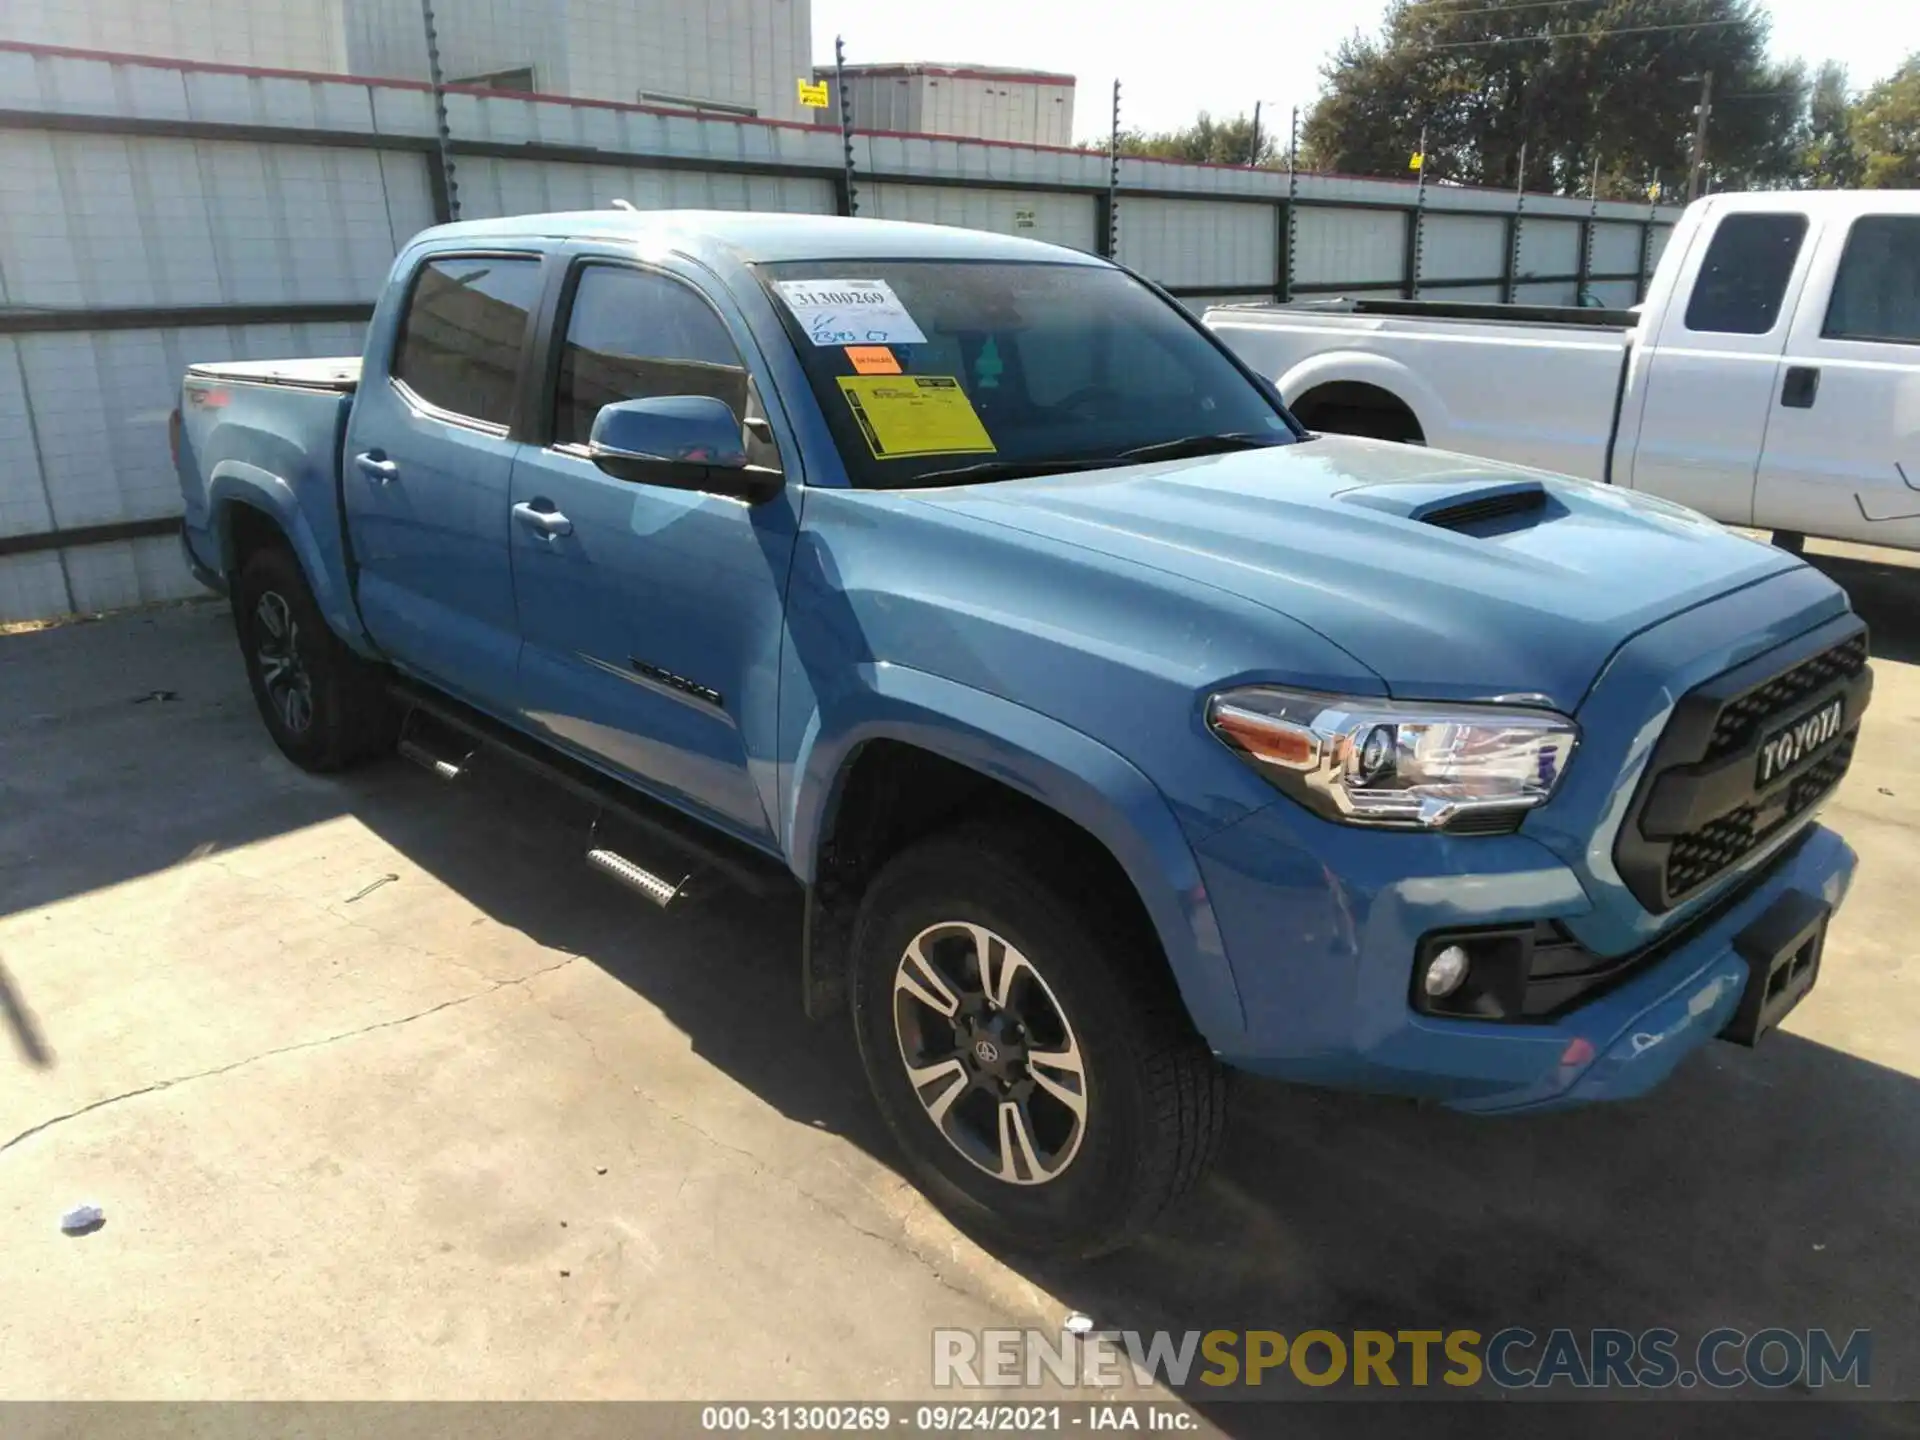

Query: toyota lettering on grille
(1756, 697), (1845, 786)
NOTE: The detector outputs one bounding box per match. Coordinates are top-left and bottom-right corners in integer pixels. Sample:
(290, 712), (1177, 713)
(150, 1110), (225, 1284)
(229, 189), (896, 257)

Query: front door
(343, 251), (545, 708)
(1756, 210), (1920, 548)
(1625, 209), (1814, 525)
(507, 257), (800, 847)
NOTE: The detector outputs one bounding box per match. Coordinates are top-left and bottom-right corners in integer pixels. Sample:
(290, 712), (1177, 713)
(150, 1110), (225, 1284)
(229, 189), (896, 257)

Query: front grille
(1665, 733), (1856, 897)
(1613, 616), (1871, 913)
(1703, 632), (1868, 762)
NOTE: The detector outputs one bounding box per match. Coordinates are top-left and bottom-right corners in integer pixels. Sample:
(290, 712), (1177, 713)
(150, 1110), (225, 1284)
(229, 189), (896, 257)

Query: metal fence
(0, 40), (1683, 623)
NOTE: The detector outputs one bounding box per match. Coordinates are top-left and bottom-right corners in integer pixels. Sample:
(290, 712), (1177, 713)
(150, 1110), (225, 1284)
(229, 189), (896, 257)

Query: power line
(1413, 18), (1745, 49)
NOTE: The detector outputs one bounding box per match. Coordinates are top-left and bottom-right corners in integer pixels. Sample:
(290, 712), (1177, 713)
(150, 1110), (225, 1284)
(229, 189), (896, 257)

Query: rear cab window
(1683, 213), (1809, 335)
(391, 254), (544, 428)
(755, 260), (1295, 489)
(1823, 215), (1920, 346)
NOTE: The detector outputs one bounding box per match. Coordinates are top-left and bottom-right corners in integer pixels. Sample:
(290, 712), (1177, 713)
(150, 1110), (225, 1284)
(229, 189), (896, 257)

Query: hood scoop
(1341, 477), (1551, 534)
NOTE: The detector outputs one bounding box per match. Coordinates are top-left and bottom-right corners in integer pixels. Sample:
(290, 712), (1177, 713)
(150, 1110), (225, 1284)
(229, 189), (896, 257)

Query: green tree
(1852, 54), (1920, 187)
(1303, 0), (1805, 197)
(1798, 62), (1863, 188)
(1083, 111), (1278, 166)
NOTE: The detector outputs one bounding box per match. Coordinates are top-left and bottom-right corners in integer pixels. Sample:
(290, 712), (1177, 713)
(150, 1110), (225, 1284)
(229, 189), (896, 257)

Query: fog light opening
(1423, 943), (1471, 999)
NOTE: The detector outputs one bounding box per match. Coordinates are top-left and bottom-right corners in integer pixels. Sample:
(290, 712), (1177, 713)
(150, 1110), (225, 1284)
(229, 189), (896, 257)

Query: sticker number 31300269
(773, 279), (929, 347)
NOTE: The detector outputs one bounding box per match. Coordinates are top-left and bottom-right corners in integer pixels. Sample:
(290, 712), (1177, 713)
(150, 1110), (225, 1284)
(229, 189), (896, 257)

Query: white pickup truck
(1206, 190), (1920, 553)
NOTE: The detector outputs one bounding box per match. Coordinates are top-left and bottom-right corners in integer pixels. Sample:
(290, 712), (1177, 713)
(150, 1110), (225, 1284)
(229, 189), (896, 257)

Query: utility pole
(1408, 123), (1427, 300)
(835, 35), (857, 216)
(419, 0), (460, 220)
(1283, 105), (1298, 302)
(1106, 79), (1122, 257)
(1686, 70), (1713, 202)
(1249, 101), (1261, 167)
(1505, 140), (1526, 304)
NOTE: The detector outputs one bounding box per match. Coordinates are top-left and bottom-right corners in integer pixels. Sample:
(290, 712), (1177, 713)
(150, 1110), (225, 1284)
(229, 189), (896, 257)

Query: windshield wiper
(1115, 432), (1282, 463)
(881, 457), (1128, 489)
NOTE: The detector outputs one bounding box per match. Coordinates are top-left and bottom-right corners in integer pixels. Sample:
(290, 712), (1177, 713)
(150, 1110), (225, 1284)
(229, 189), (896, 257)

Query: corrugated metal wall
(0, 0), (351, 71)
(865, 184), (1093, 251)
(1115, 199), (1277, 290)
(458, 156), (836, 217)
(0, 41), (1681, 623)
(1419, 213), (1505, 283)
(1294, 208), (1406, 288)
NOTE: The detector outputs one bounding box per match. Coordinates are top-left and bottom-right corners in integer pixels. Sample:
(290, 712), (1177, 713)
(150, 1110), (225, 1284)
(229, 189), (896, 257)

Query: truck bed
(1205, 301), (1635, 482)
(187, 357), (361, 392)
(1254, 295), (1641, 331)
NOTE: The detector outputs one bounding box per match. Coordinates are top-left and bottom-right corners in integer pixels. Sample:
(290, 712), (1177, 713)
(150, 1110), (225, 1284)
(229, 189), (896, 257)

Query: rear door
(1624, 207), (1816, 524)
(506, 253), (800, 847)
(344, 250), (544, 708)
(1755, 208), (1920, 548)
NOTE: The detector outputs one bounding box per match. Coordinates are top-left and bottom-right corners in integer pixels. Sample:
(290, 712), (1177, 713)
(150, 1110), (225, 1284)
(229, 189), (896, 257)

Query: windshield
(757, 259), (1298, 489)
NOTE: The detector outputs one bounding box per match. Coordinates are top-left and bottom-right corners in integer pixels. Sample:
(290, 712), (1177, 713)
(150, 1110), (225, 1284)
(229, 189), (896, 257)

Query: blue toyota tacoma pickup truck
(173, 210), (1870, 1256)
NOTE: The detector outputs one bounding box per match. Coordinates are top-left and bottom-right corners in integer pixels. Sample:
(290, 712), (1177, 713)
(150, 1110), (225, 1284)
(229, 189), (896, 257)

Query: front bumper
(1193, 807), (1855, 1113)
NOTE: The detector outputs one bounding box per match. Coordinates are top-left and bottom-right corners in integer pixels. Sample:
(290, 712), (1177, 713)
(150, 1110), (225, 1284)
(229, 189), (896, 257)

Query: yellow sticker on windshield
(837, 375), (996, 460)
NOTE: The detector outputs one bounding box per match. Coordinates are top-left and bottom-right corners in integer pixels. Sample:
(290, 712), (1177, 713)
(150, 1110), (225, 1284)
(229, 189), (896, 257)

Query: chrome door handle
(354, 452), (399, 483)
(512, 501), (573, 537)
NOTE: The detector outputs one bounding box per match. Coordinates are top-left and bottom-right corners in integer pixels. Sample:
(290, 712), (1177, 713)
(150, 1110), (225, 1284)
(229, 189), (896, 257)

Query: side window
(1683, 213), (1809, 335)
(1823, 215), (1920, 346)
(553, 265), (764, 458)
(391, 255), (543, 426)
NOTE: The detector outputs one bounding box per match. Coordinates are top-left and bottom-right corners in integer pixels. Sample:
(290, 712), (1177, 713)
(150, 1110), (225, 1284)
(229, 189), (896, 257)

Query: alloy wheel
(253, 591), (315, 735)
(892, 921), (1089, 1185)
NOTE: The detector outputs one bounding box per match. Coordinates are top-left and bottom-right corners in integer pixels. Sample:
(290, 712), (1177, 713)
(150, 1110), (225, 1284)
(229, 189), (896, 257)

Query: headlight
(1206, 686), (1578, 831)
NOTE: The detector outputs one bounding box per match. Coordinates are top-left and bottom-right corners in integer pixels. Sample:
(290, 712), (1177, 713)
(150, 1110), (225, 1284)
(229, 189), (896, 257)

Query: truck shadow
(334, 752), (1919, 1424)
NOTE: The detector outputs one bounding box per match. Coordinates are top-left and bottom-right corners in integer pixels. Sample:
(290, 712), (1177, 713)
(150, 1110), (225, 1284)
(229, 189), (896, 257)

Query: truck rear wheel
(233, 545), (395, 772)
(849, 824), (1228, 1258)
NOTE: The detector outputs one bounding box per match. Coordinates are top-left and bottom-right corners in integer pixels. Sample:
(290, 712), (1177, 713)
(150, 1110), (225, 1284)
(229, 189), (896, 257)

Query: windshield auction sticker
(774, 279), (929, 346)
(838, 375), (995, 459)
(845, 345), (902, 374)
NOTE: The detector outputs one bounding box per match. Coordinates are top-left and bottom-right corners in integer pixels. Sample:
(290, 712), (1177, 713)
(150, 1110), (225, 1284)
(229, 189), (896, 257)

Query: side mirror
(588, 396), (783, 504)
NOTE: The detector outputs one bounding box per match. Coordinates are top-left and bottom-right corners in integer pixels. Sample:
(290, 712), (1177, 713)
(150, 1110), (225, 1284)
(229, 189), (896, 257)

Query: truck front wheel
(849, 824), (1228, 1258)
(233, 546), (395, 772)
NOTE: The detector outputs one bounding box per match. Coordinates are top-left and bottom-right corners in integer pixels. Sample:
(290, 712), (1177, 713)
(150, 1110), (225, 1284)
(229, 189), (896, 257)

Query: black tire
(850, 822), (1228, 1259)
(232, 544), (396, 772)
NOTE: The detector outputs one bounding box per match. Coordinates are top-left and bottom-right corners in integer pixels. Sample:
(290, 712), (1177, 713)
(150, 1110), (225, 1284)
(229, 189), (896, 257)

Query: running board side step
(384, 675), (794, 902)
(397, 708), (476, 781)
(397, 739), (466, 781)
(585, 847), (688, 908)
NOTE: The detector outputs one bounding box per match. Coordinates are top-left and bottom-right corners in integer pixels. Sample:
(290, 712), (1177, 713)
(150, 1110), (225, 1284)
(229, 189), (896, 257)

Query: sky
(810, 0), (1918, 144)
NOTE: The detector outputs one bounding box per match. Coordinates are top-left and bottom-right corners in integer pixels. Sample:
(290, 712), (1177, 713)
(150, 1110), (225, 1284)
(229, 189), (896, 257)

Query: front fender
(208, 462), (373, 656)
(788, 663), (1248, 1050)
(1277, 349), (1447, 442)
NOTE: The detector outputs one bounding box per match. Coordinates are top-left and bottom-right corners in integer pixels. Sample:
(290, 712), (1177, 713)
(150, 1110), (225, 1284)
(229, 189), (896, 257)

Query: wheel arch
(1277, 350), (1442, 444)
(207, 462), (372, 655)
(789, 667), (1247, 1049)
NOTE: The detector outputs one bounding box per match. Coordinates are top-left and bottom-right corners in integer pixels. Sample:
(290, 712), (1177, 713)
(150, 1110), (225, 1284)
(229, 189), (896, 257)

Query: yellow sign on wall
(797, 79), (831, 109)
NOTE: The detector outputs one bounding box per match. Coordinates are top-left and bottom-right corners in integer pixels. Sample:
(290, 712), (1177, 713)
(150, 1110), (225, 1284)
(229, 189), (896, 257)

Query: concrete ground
(2, 540), (1918, 1418)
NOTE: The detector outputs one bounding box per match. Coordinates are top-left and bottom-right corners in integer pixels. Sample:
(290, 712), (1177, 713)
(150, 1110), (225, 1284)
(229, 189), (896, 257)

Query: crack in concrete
(0, 954), (579, 1157)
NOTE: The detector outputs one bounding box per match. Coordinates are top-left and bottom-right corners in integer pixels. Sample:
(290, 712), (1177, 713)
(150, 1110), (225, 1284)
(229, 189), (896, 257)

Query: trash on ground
(61, 1203), (105, 1235)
